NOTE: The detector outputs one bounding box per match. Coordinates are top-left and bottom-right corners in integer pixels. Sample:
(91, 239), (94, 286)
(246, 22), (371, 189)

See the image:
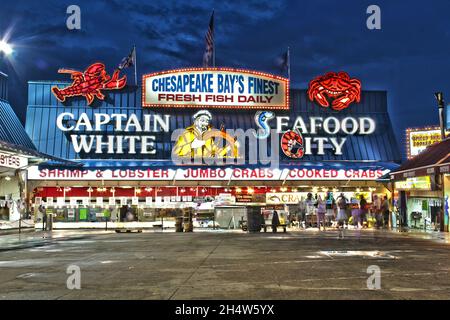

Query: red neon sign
(52, 62), (127, 105)
(308, 71), (361, 111)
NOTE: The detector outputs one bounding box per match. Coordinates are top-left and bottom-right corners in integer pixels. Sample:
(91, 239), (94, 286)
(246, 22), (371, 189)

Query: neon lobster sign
(52, 63), (127, 105)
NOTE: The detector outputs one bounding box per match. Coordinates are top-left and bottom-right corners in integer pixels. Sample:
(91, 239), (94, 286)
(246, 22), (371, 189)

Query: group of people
(295, 192), (391, 236)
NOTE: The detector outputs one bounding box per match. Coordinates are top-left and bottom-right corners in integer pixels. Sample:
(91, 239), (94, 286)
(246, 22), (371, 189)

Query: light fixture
(0, 40), (13, 56)
(180, 188), (186, 193)
(435, 92), (444, 107)
(236, 187), (242, 193)
(247, 187), (254, 194)
(270, 188), (276, 193)
(135, 187), (142, 194)
(291, 188), (298, 192)
(356, 188), (361, 193)
(322, 187), (329, 192)
(145, 187), (153, 192)
(312, 187), (319, 193)
(87, 187), (93, 193)
(280, 187), (287, 192)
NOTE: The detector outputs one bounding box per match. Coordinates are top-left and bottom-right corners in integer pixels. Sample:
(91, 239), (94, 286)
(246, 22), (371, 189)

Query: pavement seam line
(167, 237), (224, 300)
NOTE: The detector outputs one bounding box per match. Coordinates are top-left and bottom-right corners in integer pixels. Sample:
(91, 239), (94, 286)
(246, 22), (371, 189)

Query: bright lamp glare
(0, 41), (13, 55)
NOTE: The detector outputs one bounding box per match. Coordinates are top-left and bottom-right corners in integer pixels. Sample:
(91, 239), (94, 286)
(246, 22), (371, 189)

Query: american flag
(118, 46), (136, 70)
(202, 11), (214, 67)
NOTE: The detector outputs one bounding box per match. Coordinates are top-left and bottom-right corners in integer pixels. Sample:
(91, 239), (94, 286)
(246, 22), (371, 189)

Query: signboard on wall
(142, 68), (289, 110)
(406, 127), (449, 159)
(28, 167), (389, 181)
(394, 176), (432, 191)
(0, 152), (28, 169)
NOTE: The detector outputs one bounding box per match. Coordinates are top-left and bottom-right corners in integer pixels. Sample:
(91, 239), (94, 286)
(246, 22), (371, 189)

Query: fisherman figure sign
(173, 110), (239, 159)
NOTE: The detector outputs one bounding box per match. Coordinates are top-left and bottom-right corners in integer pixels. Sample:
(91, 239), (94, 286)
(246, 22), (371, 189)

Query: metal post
(133, 45), (137, 86)
(435, 92), (445, 140)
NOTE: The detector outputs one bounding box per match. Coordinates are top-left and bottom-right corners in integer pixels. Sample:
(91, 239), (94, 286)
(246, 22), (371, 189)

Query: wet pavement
(0, 228), (449, 300)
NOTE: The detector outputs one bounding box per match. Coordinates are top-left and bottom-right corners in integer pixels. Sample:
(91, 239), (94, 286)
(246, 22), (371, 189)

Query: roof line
(390, 161), (450, 176)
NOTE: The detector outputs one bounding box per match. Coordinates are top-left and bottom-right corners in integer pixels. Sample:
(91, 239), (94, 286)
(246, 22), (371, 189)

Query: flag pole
(287, 46), (291, 81)
(212, 10), (215, 68)
(133, 44), (137, 86)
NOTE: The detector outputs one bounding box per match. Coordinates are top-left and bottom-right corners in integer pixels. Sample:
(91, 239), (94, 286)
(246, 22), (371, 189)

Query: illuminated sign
(406, 127), (449, 159)
(270, 115), (376, 157)
(142, 68), (289, 109)
(0, 152), (28, 169)
(308, 72), (361, 110)
(52, 63), (127, 105)
(56, 112), (170, 155)
(266, 192), (372, 205)
(394, 176), (432, 190)
(27, 167), (389, 181)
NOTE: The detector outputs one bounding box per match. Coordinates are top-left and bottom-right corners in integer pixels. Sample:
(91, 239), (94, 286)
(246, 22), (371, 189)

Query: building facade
(24, 67), (401, 229)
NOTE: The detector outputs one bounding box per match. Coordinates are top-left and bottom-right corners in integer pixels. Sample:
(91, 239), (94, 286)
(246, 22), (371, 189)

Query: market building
(24, 66), (402, 229)
(390, 138), (449, 232)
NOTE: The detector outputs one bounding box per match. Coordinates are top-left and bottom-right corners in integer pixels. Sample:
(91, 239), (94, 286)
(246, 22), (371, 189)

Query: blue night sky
(0, 0), (449, 155)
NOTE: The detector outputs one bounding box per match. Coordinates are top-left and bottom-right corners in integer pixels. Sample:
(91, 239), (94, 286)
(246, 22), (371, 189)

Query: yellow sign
(407, 128), (449, 158)
(395, 176), (431, 190)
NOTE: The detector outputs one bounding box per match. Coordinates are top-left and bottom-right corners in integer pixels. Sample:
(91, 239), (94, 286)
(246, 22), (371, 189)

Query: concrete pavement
(0, 228), (449, 300)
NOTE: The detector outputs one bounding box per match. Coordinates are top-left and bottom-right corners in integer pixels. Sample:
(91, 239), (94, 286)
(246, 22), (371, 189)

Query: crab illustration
(308, 71), (361, 111)
(52, 62), (127, 105)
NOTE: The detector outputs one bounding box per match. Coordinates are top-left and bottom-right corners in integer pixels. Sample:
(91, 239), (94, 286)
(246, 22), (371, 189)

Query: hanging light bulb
(236, 187), (242, 193)
(247, 187), (254, 194)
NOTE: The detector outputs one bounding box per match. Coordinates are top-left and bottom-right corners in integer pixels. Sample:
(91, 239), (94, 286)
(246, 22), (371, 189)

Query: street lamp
(0, 40), (13, 56)
(434, 92), (445, 140)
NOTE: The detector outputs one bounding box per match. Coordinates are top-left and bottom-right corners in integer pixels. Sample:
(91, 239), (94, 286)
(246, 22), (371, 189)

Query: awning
(390, 138), (450, 180)
(0, 140), (81, 168)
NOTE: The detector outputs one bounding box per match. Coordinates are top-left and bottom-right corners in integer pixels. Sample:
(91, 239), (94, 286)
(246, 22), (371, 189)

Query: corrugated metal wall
(25, 81), (402, 162)
(0, 72), (7, 101)
(0, 73), (36, 149)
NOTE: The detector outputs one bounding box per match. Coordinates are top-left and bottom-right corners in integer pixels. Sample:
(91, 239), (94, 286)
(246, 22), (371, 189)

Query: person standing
(38, 205), (47, 231)
(271, 210), (280, 233)
(317, 196), (326, 231)
(359, 195), (368, 228)
(336, 193), (347, 239)
(382, 196), (390, 228)
(305, 193), (315, 228)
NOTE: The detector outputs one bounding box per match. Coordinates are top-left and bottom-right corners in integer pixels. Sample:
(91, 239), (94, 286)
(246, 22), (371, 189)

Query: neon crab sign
(52, 62), (127, 105)
(308, 71), (361, 111)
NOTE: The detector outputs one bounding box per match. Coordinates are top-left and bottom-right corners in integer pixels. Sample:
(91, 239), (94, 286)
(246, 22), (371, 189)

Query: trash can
(175, 216), (183, 232)
(46, 213), (53, 231)
(247, 207), (262, 233)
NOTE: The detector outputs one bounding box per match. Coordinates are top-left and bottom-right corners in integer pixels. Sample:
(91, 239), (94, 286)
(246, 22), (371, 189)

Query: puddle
(320, 250), (396, 259)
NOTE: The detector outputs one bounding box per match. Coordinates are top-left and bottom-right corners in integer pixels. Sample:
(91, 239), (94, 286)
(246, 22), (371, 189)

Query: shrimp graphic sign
(52, 63), (127, 105)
